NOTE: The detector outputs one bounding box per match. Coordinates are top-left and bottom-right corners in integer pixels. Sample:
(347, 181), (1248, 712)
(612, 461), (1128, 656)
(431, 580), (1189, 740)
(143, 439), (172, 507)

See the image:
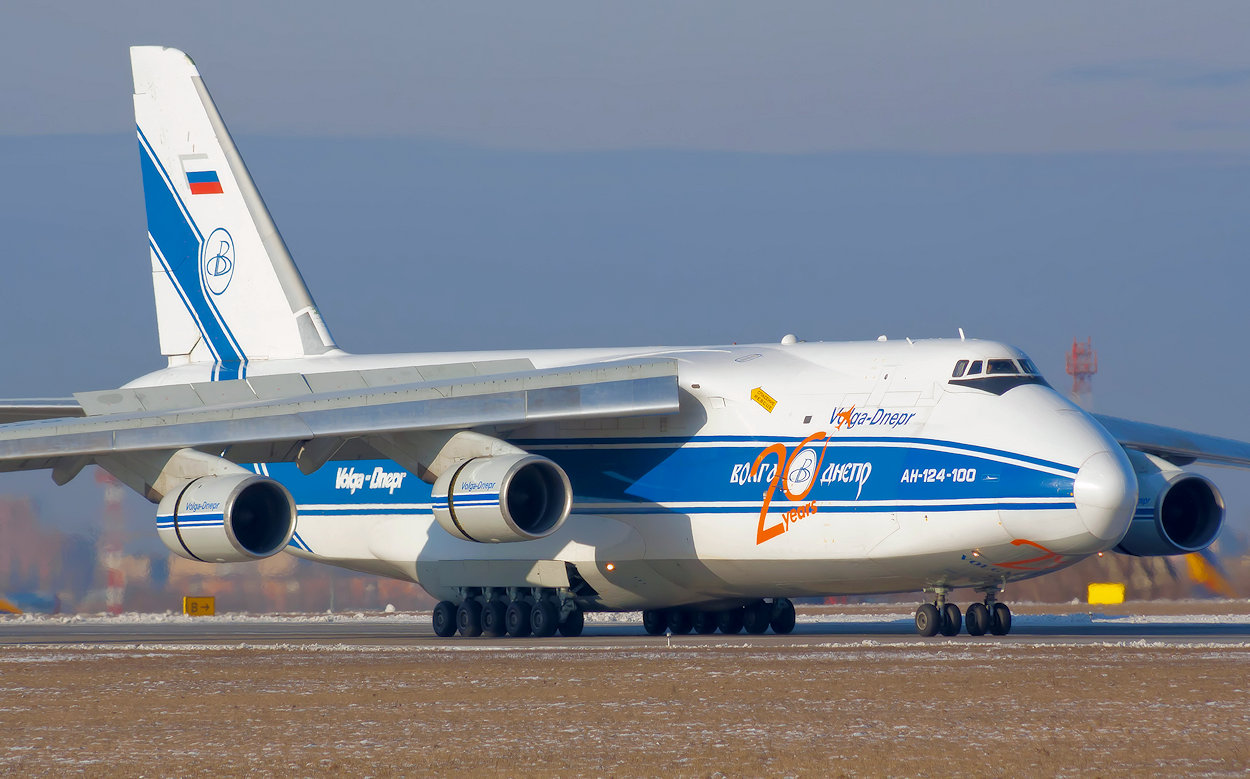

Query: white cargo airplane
(2, 46), (1246, 638)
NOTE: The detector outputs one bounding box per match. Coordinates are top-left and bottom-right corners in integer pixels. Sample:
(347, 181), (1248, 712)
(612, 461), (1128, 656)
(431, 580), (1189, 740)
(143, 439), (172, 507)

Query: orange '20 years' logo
(751, 431), (829, 545)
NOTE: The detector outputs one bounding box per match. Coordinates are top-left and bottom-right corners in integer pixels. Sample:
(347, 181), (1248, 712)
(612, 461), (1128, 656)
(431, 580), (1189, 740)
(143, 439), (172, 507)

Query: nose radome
(1073, 449), (1138, 543)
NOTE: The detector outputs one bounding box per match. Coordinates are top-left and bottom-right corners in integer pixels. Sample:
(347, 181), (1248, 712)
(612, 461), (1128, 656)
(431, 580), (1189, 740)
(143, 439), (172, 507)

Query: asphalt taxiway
(3, 611), (1249, 646)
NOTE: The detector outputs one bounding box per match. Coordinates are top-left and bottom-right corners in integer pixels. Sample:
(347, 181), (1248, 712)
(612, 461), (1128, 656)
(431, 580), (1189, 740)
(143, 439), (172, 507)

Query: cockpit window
(948, 355), (1050, 395)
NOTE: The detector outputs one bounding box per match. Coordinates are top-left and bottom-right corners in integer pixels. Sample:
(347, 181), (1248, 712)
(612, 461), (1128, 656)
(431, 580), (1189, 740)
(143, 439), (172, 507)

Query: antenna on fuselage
(958, 328), (966, 341)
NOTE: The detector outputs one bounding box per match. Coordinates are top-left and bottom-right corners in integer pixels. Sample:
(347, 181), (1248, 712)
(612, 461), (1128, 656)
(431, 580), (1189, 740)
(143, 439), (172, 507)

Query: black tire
(432, 601), (457, 638)
(531, 600), (559, 638)
(990, 602), (1012, 636)
(642, 609), (667, 636)
(506, 600), (533, 638)
(667, 609), (694, 635)
(915, 603), (941, 637)
(692, 611), (718, 634)
(558, 608), (585, 637)
(717, 607), (745, 634)
(769, 598), (796, 635)
(481, 600), (507, 638)
(743, 601), (771, 634)
(456, 600), (483, 638)
(940, 603), (962, 637)
(965, 602), (990, 636)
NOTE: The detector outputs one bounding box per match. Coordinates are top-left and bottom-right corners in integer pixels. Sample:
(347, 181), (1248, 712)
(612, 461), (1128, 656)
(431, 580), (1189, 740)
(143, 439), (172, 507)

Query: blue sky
(5, 3), (1250, 153)
(3, 3), (1250, 540)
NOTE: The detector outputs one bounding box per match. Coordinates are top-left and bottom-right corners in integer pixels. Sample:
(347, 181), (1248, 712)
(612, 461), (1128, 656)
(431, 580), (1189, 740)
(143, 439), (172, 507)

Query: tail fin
(131, 46), (337, 379)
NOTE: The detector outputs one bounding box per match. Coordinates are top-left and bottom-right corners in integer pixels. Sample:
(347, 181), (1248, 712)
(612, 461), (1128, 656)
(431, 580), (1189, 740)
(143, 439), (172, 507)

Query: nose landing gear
(915, 587), (1012, 637)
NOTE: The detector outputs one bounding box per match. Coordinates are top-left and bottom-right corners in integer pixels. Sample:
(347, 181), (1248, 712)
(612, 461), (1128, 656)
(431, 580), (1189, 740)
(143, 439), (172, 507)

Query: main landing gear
(914, 588), (1012, 637)
(432, 586), (585, 639)
(643, 599), (797, 637)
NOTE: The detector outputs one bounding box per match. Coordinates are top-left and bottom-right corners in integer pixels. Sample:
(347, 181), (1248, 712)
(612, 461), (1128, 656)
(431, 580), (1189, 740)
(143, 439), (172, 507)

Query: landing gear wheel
(667, 609), (693, 634)
(432, 601), (457, 638)
(481, 600), (507, 638)
(692, 612), (719, 634)
(914, 603), (941, 637)
(456, 600), (483, 637)
(642, 609), (667, 636)
(965, 602), (990, 636)
(769, 598), (797, 635)
(990, 602), (1012, 636)
(940, 603), (962, 637)
(717, 608), (745, 634)
(531, 600), (559, 637)
(743, 601), (771, 634)
(506, 600), (533, 638)
(558, 608), (585, 637)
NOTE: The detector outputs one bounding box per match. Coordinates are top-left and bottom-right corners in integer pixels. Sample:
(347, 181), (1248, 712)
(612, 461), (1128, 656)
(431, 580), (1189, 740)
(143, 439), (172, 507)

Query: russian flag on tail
(186, 169), (224, 195)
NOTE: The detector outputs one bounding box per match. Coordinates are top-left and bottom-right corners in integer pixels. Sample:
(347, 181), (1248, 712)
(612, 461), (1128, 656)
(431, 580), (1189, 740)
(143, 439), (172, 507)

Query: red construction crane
(1065, 337), (1098, 409)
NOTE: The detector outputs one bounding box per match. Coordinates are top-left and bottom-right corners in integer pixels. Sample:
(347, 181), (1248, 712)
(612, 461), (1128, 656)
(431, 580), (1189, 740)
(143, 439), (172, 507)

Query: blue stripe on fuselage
(260, 439), (1077, 520)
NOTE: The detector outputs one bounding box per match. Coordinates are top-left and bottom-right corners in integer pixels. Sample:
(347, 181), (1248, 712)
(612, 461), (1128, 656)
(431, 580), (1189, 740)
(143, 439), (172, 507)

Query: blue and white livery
(0, 46), (1245, 639)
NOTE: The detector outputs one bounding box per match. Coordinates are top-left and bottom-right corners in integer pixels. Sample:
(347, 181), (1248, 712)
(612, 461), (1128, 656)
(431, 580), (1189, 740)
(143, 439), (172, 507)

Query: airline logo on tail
(202, 228), (235, 295)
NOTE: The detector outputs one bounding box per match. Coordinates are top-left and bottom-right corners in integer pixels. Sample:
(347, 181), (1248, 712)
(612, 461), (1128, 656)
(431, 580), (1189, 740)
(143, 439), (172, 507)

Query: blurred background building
(0, 483), (434, 615)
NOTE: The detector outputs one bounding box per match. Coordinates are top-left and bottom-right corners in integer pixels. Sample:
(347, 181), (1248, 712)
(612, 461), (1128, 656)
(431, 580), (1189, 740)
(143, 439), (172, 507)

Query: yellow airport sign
(183, 596), (216, 616)
(1087, 582), (1125, 605)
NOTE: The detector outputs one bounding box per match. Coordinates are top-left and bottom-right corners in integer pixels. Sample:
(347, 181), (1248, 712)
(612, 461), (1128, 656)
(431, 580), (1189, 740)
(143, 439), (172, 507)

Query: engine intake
(1115, 452), (1224, 557)
(432, 454), (572, 543)
(157, 474), (297, 563)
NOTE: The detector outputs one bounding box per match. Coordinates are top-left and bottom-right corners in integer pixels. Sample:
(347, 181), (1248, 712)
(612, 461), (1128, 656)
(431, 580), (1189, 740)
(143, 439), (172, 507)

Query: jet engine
(156, 474), (297, 563)
(432, 454), (572, 543)
(1114, 452), (1224, 557)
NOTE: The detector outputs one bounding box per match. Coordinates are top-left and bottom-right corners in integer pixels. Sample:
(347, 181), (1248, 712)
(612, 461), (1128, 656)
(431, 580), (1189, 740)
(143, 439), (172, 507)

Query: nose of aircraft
(1072, 449), (1138, 543)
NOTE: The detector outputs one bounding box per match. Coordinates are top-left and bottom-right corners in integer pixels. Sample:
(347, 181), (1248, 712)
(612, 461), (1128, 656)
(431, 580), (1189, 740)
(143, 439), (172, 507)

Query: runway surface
(4, 607), (1250, 646)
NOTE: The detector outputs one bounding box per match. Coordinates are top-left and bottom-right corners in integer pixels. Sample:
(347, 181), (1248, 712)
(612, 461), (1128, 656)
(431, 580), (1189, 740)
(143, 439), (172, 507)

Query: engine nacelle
(432, 454), (572, 543)
(157, 474), (297, 563)
(1115, 452), (1224, 557)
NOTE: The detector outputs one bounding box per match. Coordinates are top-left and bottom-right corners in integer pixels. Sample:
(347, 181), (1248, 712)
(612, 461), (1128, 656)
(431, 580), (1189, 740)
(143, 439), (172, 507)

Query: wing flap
(1094, 413), (1250, 468)
(0, 359), (679, 465)
(0, 400), (85, 424)
(73, 357), (543, 415)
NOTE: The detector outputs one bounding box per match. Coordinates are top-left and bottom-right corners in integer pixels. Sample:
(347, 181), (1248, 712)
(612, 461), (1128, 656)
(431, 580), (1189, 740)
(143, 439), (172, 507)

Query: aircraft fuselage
(130, 336), (1137, 610)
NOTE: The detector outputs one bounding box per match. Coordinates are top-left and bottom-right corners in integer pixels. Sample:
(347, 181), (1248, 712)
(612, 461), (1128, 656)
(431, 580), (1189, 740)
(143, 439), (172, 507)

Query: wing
(1093, 413), (1250, 468)
(0, 358), (679, 474)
